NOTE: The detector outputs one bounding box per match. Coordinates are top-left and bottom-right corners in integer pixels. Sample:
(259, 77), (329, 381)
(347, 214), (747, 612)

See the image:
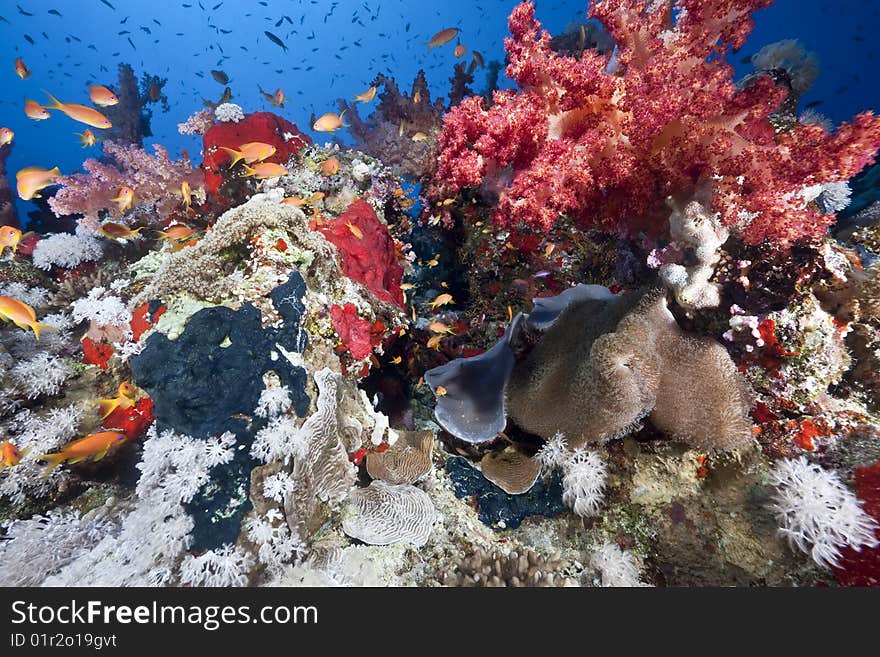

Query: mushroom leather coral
(314, 199), (405, 308)
(506, 289), (754, 451)
(202, 111), (311, 198)
(433, 0), (880, 247)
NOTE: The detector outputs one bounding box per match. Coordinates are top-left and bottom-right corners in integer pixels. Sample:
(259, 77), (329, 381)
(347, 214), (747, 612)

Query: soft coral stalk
(434, 0), (880, 247)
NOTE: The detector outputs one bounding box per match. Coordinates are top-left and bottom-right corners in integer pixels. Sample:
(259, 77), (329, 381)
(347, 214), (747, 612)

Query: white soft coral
(769, 457), (879, 569)
(561, 448), (607, 517)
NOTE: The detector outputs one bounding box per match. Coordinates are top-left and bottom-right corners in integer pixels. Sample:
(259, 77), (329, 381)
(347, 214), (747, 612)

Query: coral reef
(1, 0), (878, 591)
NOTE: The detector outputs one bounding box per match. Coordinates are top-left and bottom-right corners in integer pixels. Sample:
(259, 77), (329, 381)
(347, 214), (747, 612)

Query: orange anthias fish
(0, 225), (22, 255)
(38, 431), (129, 475)
(0, 296), (54, 339)
(427, 27), (459, 49)
(95, 381), (137, 419)
(14, 57), (31, 80)
(411, 131), (429, 142)
(454, 43), (467, 58)
(0, 127), (13, 147)
(346, 221), (363, 239)
(16, 166), (61, 201)
(427, 335), (444, 351)
(281, 197), (307, 207)
(24, 99), (50, 121)
(258, 85), (285, 108)
(312, 111), (347, 133)
(88, 84), (119, 107)
(270, 88), (285, 107)
(0, 440), (28, 471)
(156, 224), (196, 242)
(321, 157), (340, 176)
(242, 162), (288, 179)
(354, 86), (377, 103)
(42, 90), (112, 129)
(220, 141), (277, 167)
(111, 186), (134, 213)
(428, 321), (455, 335)
(428, 293), (454, 309)
(76, 129), (97, 147)
(98, 222), (142, 240)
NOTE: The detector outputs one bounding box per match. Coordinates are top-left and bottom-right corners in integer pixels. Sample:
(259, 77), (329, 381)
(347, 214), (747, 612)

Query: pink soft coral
(434, 0), (880, 247)
(49, 141), (205, 230)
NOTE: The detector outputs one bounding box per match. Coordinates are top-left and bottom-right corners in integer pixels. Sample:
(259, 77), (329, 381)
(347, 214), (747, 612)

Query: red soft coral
(833, 460), (880, 587)
(433, 0), (880, 247)
(313, 199), (405, 308)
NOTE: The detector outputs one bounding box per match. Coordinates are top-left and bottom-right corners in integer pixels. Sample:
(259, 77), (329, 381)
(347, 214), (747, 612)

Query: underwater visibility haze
(0, 0), (879, 588)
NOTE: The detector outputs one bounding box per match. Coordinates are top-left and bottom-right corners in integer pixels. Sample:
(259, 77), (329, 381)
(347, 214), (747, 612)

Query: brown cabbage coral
(506, 289), (754, 451)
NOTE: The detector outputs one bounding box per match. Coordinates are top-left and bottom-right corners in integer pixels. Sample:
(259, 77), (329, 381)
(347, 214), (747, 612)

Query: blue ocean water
(1, 0), (877, 223)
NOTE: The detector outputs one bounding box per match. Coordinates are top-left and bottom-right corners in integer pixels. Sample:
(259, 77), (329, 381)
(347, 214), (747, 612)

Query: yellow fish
(411, 131), (429, 142)
(16, 166), (61, 201)
(242, 162), (288, 178)
(76, 129), (97, 147)
(95, 381), (137, 419)
(98, 222), (142, 240)
(38, 431), (129, 475)
(42, 90), (112, 129)
(0, 440), (28, 471)
(427, 27), (459, 49)
(88, 84), (119, 107)
(14, 57), (31, 80)
(0, 127), (13, 147)
(1, 225), (22, 255)
(220, 141), (277, 167)
(0, 296), (54, 339)
(354, 86), (377, 103)
(346, 221), (364, 239)
(312, 111), (347, 132)
(24, 99), (50, 121)
(110, 186), (134, 213)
